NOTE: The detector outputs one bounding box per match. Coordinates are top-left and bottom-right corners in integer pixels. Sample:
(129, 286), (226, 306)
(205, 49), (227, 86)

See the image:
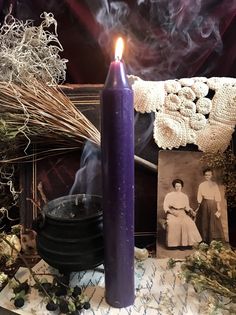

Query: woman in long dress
(164, 179), (202, 248)
(196, 168), (225, 244)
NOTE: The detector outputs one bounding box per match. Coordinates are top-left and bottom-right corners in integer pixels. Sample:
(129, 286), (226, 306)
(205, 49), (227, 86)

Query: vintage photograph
(156, 150), (229, 259)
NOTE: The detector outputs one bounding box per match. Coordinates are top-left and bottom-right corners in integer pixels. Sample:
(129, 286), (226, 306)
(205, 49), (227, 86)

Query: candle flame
(115, 37), (124, 61)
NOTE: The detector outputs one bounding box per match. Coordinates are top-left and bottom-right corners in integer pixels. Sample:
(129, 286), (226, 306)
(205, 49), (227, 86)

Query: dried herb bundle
(0, 82), (100, 162)
(168, 241), (236, 313)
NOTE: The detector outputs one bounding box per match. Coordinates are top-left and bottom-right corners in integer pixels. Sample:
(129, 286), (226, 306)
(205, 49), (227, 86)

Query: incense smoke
(86, 0), (236, 80)
(69, 141), (102, 196)
(134, 112), (155, 154)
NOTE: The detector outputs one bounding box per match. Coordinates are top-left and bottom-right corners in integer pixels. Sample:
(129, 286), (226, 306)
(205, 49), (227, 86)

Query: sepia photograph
(156, 150), (229, 259)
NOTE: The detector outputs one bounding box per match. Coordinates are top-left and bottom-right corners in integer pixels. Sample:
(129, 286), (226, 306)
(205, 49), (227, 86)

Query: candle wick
(115, 56), (121, 62)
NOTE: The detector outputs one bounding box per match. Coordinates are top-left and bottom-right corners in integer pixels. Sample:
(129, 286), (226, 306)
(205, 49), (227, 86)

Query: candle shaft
(101, 60), (135, 308)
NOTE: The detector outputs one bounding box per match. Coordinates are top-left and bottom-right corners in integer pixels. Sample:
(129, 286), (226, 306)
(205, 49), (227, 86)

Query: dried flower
(167, 258), (177, 269)
(168, 241), (236, 313)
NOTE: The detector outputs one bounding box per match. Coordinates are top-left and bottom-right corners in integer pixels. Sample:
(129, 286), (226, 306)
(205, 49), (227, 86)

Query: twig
(1, 235), (51, 299)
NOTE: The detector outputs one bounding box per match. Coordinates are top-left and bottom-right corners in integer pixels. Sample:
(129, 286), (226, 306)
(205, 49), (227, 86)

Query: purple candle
(101, 37), (135, 308)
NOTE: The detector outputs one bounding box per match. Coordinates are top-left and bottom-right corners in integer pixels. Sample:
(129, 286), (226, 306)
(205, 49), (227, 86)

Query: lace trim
(129, 76), (236, 152)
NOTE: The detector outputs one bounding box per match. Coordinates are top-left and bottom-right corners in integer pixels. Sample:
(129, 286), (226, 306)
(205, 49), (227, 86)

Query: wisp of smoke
(134, 112), (155, 154)
(69, 141), (102, 196)
(86, 0), (236, 80)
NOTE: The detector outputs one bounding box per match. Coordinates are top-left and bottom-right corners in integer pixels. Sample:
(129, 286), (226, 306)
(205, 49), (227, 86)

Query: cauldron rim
(43, 194), (102, 222)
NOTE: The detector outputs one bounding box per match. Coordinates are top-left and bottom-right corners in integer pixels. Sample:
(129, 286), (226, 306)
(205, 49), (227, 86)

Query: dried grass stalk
(0, 81), (100, 162)
(0, 82), (156, 171)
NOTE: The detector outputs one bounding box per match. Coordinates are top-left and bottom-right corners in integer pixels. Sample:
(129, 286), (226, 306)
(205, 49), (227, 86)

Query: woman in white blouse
(195, 168), (225, 243)
(163, 179), (202, 248)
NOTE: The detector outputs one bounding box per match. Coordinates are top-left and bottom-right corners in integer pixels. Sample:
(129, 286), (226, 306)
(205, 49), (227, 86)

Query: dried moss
(0, 12), (67, 86)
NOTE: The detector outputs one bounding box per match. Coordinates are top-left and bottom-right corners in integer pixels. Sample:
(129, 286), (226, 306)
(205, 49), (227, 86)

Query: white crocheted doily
(129, 76), (236, 152)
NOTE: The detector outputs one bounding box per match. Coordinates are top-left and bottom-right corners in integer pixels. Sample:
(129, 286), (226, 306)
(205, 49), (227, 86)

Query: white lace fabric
(129, 75), (236, 152)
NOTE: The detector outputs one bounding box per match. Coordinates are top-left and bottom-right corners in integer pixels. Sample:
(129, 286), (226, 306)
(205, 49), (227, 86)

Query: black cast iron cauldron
(34, 194), (104, 273)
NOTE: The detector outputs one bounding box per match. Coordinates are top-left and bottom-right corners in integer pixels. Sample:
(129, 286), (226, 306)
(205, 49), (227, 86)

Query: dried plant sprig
(168, 241), (236, 312)
(0, 232), (51, 299)
(0, 12), (67, 86)
(0, 81), (100, 162)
